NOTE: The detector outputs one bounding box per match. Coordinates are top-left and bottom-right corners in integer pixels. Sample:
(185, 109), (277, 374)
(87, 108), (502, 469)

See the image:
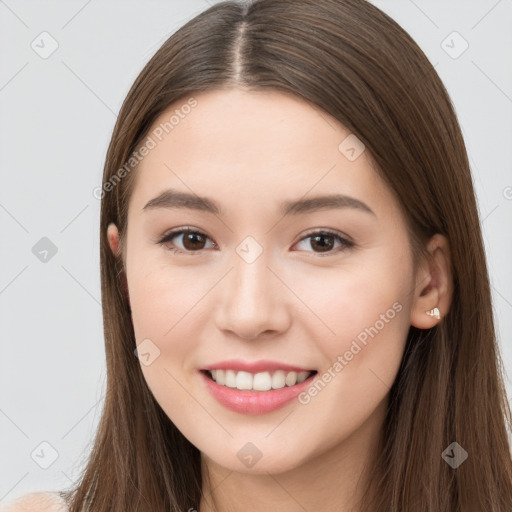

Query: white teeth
(225, 370), (237, 388)
(297, 371), (310, 383)
(285, 371), (297, 386)
(271, 370), (286, 389)
(207, 369), (313, 391)
(236, 371), (253, 390)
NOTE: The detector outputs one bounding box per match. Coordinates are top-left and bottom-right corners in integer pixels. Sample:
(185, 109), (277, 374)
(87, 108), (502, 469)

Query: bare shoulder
(0, 492), (68, 512)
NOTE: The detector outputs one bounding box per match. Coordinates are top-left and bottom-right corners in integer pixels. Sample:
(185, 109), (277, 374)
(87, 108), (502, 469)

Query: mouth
(200, 368), (318, 392)
(199, 368), (318, 414)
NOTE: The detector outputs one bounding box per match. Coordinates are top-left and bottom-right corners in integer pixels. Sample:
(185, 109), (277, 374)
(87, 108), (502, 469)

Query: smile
(199, 369), (318, 414)
(205, 369), (315, 391)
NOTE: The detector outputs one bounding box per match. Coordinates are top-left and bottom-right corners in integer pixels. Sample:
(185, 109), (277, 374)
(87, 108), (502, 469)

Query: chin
(201, 440), (310, 475)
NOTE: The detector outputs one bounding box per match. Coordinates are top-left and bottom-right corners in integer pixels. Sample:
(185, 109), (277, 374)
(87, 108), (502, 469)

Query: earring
(426, 307), (440, 320)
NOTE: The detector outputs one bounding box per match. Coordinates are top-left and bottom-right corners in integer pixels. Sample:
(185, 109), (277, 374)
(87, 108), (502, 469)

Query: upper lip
(201, 359), (315, 373)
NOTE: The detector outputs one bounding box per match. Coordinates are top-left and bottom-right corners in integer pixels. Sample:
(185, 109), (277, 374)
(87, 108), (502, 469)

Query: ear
(107, 222), (130, 310)
(107, 223), (120, 257)
(410, 233), (453, 329)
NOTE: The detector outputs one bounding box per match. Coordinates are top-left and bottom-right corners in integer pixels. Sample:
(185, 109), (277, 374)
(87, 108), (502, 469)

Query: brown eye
(158, 228), (216, 254)
(310, 233), (335, 252)
(181, 232), (207, 250)
(294, 230), (354, 255)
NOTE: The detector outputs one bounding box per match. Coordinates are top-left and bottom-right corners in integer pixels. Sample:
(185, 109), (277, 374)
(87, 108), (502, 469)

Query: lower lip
(199, 370), (317, 414)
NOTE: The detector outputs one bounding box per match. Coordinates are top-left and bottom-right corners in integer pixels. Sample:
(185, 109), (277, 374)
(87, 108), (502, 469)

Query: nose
(214, 253), (291, 341)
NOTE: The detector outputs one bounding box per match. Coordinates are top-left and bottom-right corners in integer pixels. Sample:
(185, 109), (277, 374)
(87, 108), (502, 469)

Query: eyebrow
(142, 188), (376, 217)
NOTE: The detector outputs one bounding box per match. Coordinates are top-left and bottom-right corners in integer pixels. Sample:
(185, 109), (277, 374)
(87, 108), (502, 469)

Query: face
(112, 88), (422, 475)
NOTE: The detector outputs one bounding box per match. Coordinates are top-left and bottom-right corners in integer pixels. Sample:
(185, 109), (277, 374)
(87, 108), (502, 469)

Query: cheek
(299, 300), (409, 455)
(127, 258), (211, 391)
(128, 258), (202, 344)
(128, 265), (208, 433)
(295, 250), (413, 432)
(297, 248), (411, 350)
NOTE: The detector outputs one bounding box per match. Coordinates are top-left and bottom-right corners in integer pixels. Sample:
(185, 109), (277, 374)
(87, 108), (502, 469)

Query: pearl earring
(426, 307), (440, 320)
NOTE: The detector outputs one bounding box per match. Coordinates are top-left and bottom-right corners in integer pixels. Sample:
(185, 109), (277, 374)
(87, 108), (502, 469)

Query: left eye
(157, 228), (354, 255)
(294, 230), (354, 254)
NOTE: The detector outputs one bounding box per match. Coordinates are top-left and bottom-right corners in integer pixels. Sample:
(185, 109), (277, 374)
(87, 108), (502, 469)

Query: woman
(6, 0), (512, 510)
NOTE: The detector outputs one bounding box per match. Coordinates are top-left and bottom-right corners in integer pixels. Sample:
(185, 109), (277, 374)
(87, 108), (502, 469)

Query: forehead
(128, 88), (402, 223)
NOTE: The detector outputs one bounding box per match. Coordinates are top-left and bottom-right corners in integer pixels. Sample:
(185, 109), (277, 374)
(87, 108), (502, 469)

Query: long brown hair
(61, 0), (512, 510)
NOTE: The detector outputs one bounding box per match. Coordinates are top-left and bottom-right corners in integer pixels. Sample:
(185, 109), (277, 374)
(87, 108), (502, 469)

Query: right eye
(157, 227), (217, 255)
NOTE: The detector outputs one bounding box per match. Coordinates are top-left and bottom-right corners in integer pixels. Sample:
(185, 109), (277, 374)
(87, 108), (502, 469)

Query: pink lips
(198, 359), (317, 415)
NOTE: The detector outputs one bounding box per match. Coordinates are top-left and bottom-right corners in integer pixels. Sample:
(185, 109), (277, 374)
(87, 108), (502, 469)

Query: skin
(107, 88), (453, 512)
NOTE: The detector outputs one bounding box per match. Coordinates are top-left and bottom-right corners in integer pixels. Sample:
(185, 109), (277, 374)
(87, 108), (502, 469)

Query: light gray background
(1, 0), (511, 504)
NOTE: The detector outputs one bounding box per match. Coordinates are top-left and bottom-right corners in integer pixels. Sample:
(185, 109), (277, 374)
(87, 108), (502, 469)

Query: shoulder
(0, 492), (68, 512)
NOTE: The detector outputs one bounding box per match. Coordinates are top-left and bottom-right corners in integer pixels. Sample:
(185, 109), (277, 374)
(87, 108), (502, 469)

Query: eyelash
(156, 227), (354, 257)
